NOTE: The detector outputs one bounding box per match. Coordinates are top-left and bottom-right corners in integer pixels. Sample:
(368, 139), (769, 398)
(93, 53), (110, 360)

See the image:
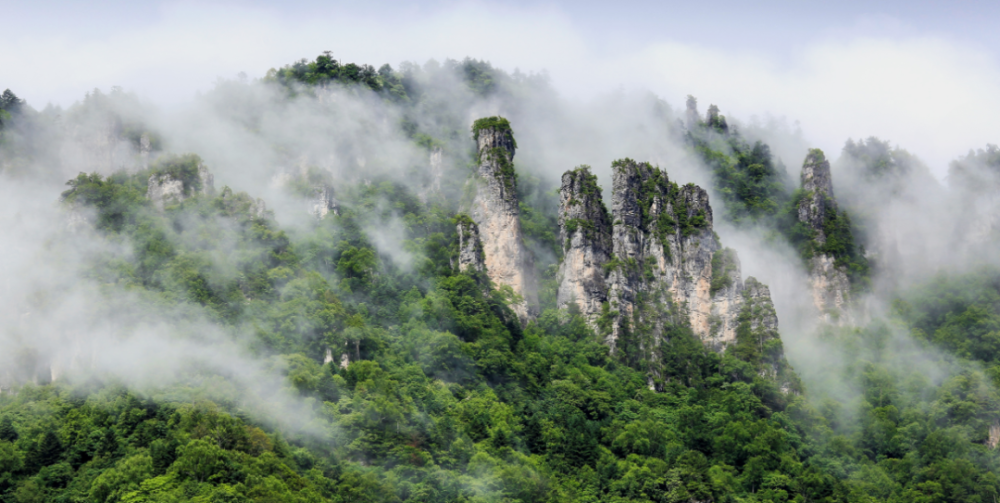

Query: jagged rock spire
(798, 148), (836, 245)
(796, 148), (851, 323)
(468, 117), (538, 323)
(554, 159), (789, 382)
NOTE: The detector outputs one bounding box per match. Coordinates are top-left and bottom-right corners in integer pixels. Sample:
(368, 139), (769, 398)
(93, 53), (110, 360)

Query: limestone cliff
(799, 149), (836, 245)
(147, 160), (214, 210)
(604, 159), (720, 352)
(468, 117), (538, 322)
(554, 160), (785, 368)
(556, 166), (611, 322)
(797, 149), (852, 322)
(309, 185), (339, 219)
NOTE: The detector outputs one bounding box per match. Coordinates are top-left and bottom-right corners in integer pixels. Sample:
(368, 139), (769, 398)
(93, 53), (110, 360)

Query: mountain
(1, 53), (1000, 502)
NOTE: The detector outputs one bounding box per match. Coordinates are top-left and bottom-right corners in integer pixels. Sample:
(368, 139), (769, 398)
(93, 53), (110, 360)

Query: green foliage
(688, 126), (790, 225)
(14, 165), (887, 503)
(148, 154), (205, 195)
(894, 266), (1000, 366)
(471, 116), (517, 149)
(949, 144), (1000, 193)
(710, 248), (738, 296)
(265, 51), (388, 97)
(796, 318), (1000, 503)
(12, 84), (1000, 501)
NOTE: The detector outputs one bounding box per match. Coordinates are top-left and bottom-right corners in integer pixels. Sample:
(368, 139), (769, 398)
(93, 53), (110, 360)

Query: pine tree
(36, 431), (62, 466)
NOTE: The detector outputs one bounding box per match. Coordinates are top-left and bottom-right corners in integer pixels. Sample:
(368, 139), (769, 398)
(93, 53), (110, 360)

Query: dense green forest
(2, 53), (1000, 502)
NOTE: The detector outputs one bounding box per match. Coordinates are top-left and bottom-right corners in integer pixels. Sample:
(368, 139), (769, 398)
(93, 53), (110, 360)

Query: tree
(0, 89), (23, 113)
(34, 431), (63, 468)
(0, 416), (17, 442)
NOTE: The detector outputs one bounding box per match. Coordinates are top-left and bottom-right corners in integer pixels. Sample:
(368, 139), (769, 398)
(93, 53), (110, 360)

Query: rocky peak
(146, 156), (214, 210)
(796, 148), (852, 323)
(468, 117), (538, 323)
(798, 149), (836, 245)
(552, 158), (789, 386)
(801, 148), (834, 197)
(556, 166), (612, 322)
(473, 117), (519, 213)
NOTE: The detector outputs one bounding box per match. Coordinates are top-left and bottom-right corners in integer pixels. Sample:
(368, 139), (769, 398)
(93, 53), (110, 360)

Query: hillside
(1, 54), (1000, 502)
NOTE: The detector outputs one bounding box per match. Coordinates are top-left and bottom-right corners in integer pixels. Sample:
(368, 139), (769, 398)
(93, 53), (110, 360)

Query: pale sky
(3, 0), (998, 177)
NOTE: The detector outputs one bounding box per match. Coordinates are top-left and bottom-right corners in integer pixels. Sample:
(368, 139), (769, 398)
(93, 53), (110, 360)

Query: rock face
(604, 159), (723, 352)
(808, 254), (851, 321)
(556, 167), (612, 322)
(309, 185), (339, 219)
(799, 150), (836, 245)
(555, 160), (786, 371)
(147, 175), (185, 209)
(147, 163), (214, 210)
(468, 118), (538, 322)
(456, 215), (486, 274)
(797, 149), (852, 322)
(219, 186), (270, 219)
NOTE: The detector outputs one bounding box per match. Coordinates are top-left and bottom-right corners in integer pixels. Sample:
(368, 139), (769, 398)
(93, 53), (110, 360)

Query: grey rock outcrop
(219, 186), (270, 219)
(799, 149), (836, 245)
(808, 254), (851, 321)
(604, 159), (720, 352)
(797, 149), (852, 322)
(146, 162), (214, 210)
(147, 174), (184, 209)
(309, 185), (339, 219)
(554, 160), (786, 369)
(468, 118), (538, 323)
(456, 216), (486, 274)
(556, 167), (612, 322)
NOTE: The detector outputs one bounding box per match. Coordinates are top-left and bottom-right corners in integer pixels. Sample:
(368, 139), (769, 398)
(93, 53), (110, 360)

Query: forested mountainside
(1, 53), (1000, 502)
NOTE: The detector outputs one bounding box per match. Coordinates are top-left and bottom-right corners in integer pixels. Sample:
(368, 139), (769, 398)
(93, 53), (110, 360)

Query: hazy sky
(4, 0), (998, 177)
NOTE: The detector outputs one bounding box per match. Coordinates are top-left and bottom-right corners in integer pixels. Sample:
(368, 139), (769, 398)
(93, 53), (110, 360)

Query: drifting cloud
(4, 2), (998, 177)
